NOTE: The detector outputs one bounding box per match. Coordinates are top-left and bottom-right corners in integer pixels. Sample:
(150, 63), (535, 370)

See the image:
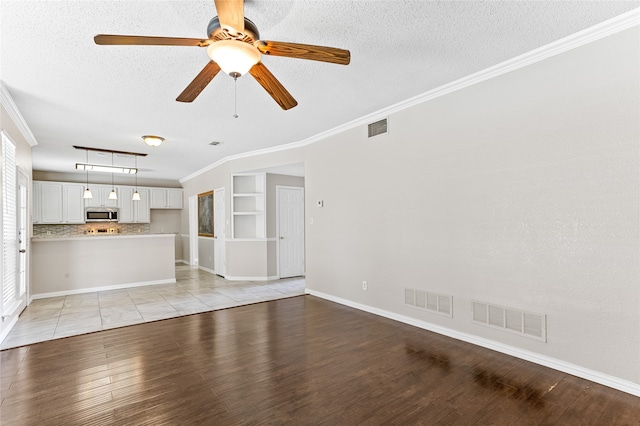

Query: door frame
(188, 195), (198, 266)
(213, 187), (226, 277)
(276, 185), (305, 279)
(17, 169), (29, 307)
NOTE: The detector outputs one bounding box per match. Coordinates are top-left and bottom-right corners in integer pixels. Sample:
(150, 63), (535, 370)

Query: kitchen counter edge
(32, 234), (177, 242)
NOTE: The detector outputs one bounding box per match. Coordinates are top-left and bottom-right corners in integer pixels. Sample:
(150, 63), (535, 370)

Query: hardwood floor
(1, 295), (638, 425)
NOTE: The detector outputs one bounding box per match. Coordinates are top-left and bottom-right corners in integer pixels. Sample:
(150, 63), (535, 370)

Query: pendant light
(83, 149), (93, 199)
(132, 155), (141, 201)
(108, 152), (118, 200)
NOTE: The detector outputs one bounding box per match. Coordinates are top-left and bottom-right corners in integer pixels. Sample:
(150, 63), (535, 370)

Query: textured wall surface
(303, 28), (639, 384)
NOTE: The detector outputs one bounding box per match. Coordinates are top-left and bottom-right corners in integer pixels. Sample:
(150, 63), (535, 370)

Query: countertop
(32, 234), (176, 242)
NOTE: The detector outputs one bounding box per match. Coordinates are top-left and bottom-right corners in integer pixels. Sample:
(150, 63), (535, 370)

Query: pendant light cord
(85, 149), (89, 188)
(111, 153), (114, 189)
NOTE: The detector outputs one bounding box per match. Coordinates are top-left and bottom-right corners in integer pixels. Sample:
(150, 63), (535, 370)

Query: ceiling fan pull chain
(233, 73), (239, 119)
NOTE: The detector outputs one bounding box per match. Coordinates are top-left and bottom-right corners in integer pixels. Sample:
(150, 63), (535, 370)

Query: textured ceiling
(1, 1), (638, 184)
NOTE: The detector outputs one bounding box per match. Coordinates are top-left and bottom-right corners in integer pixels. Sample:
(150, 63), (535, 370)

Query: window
(2, 131), (18, 312)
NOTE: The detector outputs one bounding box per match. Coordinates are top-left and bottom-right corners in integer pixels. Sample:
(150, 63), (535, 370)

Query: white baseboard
(306, 289), (640, 397)
(31, 279), (177, 300)
(198, 266), (216, 274)
(225, 275), (279, 282)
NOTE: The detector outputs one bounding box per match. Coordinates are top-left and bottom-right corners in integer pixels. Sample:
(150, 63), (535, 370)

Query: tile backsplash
(34, 223), (150, 238)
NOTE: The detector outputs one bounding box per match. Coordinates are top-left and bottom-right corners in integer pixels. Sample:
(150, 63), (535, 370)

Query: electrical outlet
(362, 281), (368, 291)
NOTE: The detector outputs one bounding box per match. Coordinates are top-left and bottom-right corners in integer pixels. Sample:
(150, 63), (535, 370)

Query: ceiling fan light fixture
(142, 135), (164, 147)
(207, 40), (261, 76)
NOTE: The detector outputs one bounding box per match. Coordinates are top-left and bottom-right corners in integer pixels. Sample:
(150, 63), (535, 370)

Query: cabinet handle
(19, 249), (26, 253)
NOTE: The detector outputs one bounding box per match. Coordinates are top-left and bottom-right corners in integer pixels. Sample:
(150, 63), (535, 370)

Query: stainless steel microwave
(85, 208), (118, 222)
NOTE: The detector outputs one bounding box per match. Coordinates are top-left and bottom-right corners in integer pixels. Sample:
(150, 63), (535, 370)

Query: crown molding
(180, 8), (640, 184)
(0, 81), (38, 147)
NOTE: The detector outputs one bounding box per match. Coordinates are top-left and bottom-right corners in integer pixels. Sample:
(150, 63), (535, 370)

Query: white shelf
(233, 193), (263, 197)
(231, 173), (266, 239)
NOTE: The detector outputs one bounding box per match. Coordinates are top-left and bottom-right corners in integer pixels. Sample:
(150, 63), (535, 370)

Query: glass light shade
(83, 188), (93, 199)
(108, 189), (118, 200)
(132, 191), (141, 201)
(207, 40), (261, 76)
(142, 135), (164, 147)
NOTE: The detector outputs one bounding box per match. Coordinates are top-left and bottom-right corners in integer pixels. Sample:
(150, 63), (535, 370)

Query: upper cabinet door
(150, 188), (183, 209)
(150, 188), (167, 209)
(84, 185), (119, 208)
(40, 182), (63, 223)
(167, 189), (183, 209)
(63, 184), (85, 223)
(135, 189), (151, 222)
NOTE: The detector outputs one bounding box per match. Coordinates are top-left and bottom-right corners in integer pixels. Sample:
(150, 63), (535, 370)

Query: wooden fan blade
(176, 61), (221, 103)
(94, 34), (211, 47)
(214, 0), (244, 33)
(256, 41), (350, 65)
(249, 62), (297, 110)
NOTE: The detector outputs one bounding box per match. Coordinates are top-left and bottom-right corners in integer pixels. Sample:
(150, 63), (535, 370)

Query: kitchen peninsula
(31, 234), (175, 298)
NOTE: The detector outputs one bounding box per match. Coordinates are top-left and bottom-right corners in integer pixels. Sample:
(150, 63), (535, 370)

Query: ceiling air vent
(472, 300), (546, 342)
(368, 118), (388, 138)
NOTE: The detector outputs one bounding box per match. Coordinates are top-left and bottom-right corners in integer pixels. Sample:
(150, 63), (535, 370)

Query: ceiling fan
(94, 0), (350, 110)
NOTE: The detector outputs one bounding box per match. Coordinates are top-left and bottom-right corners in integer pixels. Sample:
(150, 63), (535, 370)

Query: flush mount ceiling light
(142, 135), (164, 147)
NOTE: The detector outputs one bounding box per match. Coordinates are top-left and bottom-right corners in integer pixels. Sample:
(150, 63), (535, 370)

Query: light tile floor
(1, 264), (306, 350)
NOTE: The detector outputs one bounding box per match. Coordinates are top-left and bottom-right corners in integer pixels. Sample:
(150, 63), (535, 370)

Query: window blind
(2, 132), (17, 309)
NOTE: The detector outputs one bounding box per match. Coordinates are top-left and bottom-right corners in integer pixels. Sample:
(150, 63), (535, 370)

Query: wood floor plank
(1, 295), (638, 425)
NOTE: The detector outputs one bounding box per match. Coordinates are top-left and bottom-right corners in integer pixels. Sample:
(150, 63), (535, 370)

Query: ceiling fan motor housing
(207, 16), (260, 44)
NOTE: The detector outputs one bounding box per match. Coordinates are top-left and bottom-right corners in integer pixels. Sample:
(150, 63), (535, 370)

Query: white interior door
(214, 188), (226, 277)
(277, 186), (304, 278)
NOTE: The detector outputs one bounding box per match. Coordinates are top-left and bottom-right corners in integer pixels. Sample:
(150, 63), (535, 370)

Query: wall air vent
(404, 288), (452, 317)
(368, 118), (388, 138)
(472, 301), (546, 342)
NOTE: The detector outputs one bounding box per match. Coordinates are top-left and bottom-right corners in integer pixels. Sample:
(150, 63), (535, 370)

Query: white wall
(181, 27), (640, 389)
(150, 209), (182, 260)
(305, 28), (640, 385)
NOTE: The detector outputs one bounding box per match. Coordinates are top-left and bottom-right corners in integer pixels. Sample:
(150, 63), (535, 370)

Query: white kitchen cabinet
(135, 189), (151, 222)
(150, 188), (183, 209)
(84, 185), (119, 208)
(118, 187), (150, 223)
(63, 184), (85, 223)
(36, 182), (85, 224)
(40, 182), (63, 223)
(32, 181), (42, 224)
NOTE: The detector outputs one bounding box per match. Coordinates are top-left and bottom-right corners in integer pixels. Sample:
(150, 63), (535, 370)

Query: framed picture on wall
(198, 190), (214, 237)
